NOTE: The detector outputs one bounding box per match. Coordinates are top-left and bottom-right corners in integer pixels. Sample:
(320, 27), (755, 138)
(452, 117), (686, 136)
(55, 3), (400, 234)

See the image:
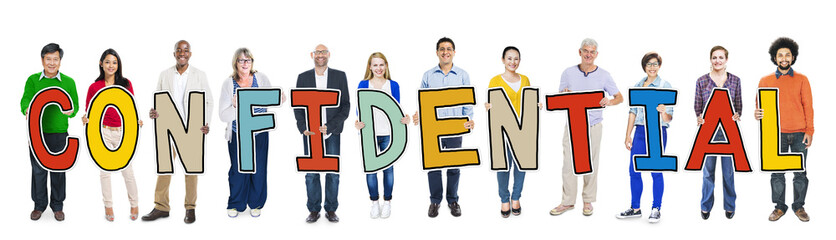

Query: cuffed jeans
(30, 132), (67, 212)
(701, 132), (736, 212)
(772, 132), (808, 212)
(628, 125), (665, 209)
(305, 134), (340, 212)
(497, 142), (525, 203)
(367, 136), (394, 201)
(227, 132), (269, 211)
(428, 137), (462, 204)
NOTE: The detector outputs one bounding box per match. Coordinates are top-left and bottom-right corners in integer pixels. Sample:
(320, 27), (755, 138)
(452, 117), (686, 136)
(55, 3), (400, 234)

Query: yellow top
(488, 74), (530, 116)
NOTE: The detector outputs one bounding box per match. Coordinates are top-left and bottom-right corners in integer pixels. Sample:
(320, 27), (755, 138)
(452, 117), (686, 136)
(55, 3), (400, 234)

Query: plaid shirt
(694, 72), (742, 116)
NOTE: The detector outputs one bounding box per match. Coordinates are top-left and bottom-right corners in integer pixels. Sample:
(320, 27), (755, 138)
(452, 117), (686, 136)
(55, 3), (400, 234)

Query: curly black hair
(768, 37), (799, 66)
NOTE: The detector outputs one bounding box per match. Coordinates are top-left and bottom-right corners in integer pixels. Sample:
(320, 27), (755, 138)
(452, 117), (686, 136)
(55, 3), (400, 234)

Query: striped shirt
(231, 75), (266, 132)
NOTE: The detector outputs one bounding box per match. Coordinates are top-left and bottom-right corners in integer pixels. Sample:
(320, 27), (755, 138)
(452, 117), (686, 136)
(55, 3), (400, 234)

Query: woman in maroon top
(81, 49), (141, 222)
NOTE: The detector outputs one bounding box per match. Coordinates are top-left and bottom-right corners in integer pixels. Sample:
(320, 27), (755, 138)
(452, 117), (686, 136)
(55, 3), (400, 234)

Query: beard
(778, 63), (791, 71)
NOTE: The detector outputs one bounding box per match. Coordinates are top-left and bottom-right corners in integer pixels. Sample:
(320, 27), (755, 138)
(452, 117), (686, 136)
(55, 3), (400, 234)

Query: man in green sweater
(20, 43), (78, 221)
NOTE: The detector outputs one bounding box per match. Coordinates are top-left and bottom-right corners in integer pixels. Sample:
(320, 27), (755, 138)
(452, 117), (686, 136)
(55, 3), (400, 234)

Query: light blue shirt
(420, 64), (473, 119)
(629, 76), (674, 127)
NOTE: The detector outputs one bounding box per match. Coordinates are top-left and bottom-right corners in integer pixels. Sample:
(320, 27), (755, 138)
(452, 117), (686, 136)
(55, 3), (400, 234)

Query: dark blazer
(294, 68), (350, 135)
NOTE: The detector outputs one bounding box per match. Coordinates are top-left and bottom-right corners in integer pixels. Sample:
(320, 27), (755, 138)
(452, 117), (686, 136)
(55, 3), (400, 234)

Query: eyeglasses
(313, 50), (329, 55)
(237, 58), (253, 64)
(645, 62), (660, 67)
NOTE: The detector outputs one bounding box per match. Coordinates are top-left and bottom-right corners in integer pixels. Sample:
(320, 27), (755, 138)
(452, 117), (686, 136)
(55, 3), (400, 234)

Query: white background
(1, 0), (833, 239)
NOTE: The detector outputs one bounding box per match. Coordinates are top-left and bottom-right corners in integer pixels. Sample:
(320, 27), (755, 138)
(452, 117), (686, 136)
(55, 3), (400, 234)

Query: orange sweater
(757, 71), (814, 135)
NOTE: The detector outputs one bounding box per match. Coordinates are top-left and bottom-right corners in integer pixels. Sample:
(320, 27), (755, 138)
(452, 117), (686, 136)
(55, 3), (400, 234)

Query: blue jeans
(367, 136), (394, 201)
(771, 132), (808, 212)
(497, 142), (525, 203)
(226, 132), (269, 211)
(629, 125), (665, 209)
(428, 137), (462, 204)
(701, 132), (736, 212)
(30, 132), (67, 211)
(304, 134), (340, 212)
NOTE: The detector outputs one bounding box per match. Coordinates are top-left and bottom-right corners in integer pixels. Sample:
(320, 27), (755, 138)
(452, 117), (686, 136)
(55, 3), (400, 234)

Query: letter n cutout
(153, 91), (206, 174)
(487, 87), (539, 171)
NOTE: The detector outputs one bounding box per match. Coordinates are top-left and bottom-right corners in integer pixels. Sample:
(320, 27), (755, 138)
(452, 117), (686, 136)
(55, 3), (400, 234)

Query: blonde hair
(363, 52), (391, 80)
(231, 48), (257, 81)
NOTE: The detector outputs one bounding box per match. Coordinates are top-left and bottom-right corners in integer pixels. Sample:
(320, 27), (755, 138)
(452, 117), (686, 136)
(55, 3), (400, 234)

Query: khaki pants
(561, 123), (602, 206)
(153, 148), (198, 211)
(100, 127), (139, 208)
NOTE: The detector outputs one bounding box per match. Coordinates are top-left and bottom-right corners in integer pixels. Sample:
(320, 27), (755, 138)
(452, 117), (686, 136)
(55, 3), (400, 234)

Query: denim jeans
(497, 142), (525, 203)
(629, 125), (665, 209)
(367, 136), (394, 201)
(30, 132), (67, 211)
(701, 132), (736, 212)
(304, 134), (341, 212)
(428, 137), (462, 204)
(227, 132), (269, 211)
(771, 132), (808, 212)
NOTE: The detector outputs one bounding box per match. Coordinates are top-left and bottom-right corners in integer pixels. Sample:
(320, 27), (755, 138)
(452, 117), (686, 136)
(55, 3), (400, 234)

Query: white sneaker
(370, 201), (380, 219)
(380, 201), (391, 219)
(648, 208), (661, 223)
(250, 208), (261, 217)
(227, 209), (238, 218)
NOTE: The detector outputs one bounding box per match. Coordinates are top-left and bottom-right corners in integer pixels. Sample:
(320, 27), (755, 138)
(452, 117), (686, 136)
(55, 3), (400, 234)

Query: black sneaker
(615, 208), (641, 219)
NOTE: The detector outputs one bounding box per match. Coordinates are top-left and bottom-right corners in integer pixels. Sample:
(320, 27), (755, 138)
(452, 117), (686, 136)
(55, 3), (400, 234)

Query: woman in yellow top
(485, 46), (533, 218)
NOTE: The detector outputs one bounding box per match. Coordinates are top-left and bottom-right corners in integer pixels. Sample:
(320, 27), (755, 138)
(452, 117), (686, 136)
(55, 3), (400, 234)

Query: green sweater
(20, 72), (79, 133)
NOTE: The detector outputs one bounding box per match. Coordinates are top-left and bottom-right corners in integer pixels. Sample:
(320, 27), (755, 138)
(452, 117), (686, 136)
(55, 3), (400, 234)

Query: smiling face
(311, 44), (330, 68)
(710, 49), (727, 71)
(174, 41), (191, 68)
(370, 57), (387, 79)
(436, 42), (455, 65)
(644, 58), (659, 79)
(579, 45), (598, 65)
(775, 48), (793, 70)
(101, 54), (118, 78)
(41, 51), (61, 77)
(503, 49), (520, 72)
(236, 53), (252, 75)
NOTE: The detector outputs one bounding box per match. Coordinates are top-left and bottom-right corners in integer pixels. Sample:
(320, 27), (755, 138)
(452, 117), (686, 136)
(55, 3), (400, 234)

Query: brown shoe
(30, 210), (43, 221)
(184, 209), (196, 224)
(141, 208), (169, 221)
(795, 208), (810, 222)
(54, 211), (65, 221)
(768, 208), (784, 221)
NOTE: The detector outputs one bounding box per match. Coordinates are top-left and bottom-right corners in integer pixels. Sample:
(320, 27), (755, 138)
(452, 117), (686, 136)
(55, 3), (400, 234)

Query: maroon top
(85, 79), (134, 127)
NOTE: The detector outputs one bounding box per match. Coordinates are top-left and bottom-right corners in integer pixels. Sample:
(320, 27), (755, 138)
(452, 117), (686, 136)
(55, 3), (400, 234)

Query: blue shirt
(232, 75), (266, 132)
(775, 67), (794, 79)
(558, 65), (620, 126)
(420, 64), (473, 119)
(629, 76), (674, 127)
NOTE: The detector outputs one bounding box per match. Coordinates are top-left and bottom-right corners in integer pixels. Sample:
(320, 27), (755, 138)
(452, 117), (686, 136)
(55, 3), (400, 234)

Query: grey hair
(580, 38), (598, 50)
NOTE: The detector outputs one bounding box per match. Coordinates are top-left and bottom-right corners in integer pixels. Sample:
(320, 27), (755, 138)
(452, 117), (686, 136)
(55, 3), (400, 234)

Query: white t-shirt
(172, 67), (190, 123)
(370, 80), (392, 136)
(315, 68), (331, 139)
(502, 75), (521, 92)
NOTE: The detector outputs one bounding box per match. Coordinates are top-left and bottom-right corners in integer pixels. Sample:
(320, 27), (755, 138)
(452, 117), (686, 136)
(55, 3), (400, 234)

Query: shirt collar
(176, 66), (190, 76)
(775, 67), (794, 79)
(433, 64), (458, 75)
(639, 76), (662, 87)
(576, 64), (598, 77)
(39, 71), (61, 81)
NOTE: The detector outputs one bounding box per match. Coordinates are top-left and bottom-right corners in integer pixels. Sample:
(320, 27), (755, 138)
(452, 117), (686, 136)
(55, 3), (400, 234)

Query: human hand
(303, 130), (316, 136)
(561, 88), (571, 93)
(401, 115), (410, 124)
(625, 136), (632, 150)
(803, 134), (813, 148)
(232, 94), (237, 108)
(697, 114), (705, 125)
(319, 125), (327, 134)
(81, 114), (88, 125)
(280, 92), (287, 104)
(484, 103), (492, 111)
(464, 120), (475, 130)
(599, 97), (609, 107)
(355, 120), (365, 130)
(201, 125), (209, 135)
(538, 102), (543, 110)
(412, 111), (419, 126)
(138, 120), (144, 128)
(754, 109), (763, 120)
(656, 104), (666, 113)
(732, 113), (741, 122)
(149, 108), (158, 119)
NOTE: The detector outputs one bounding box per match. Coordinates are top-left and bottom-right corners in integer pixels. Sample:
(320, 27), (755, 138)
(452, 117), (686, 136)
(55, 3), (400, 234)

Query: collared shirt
(629, 76), (674, 127)
(420, 64), (473, 119)
(775, 67), (794, 79)
(558, 65), (620, 126)
(693, 72), (743, 117)
(21, 71), (79, 133)
(172, 66), (190, 119)
(39, 71), (62, 81)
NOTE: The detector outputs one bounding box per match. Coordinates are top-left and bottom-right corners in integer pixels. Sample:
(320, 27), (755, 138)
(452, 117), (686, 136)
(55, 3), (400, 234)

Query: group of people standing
(20, 36), (813, 224)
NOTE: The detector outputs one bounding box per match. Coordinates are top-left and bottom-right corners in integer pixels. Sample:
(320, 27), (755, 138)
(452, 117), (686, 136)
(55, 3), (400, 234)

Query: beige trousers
(561, 123), (603, 206)
(99, 127), (139, 208)
(153, 148), (198, 211)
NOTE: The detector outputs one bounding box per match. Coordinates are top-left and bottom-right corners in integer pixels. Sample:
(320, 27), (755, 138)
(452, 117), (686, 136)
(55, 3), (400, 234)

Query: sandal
(511, 200), (521, 216)
(105, 207), (114, 222)
(130, 207), (139, 221)
(501, 202), (511, 218)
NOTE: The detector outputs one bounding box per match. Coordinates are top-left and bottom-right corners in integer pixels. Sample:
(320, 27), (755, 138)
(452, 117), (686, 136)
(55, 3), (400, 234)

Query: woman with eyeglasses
(694, 46), (741, 220)
(219, 48), (280, 218)
(354, 52), (409, 219)
(81, 48), (141, 222)
(615, 52), (673, 223)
